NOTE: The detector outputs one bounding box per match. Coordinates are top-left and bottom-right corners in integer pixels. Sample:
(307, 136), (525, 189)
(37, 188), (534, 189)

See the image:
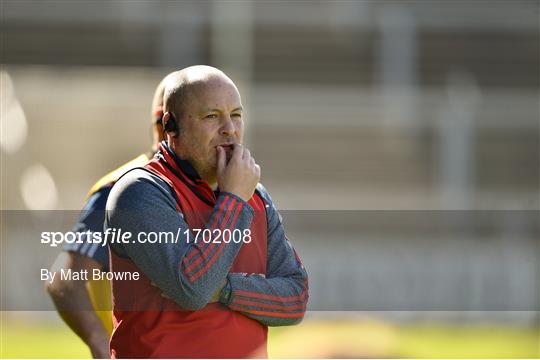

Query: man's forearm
(114, 190), (254, 311)
(47, 280), (109, 358)
(179, 193), (250, 284)
(221, 272), (308, 326)
(220, 185), (309, 326)
(170, 192), (254, 308)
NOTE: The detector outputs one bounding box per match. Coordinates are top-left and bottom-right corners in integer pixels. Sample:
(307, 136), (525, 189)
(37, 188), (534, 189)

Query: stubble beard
(190, 148), (218, 184)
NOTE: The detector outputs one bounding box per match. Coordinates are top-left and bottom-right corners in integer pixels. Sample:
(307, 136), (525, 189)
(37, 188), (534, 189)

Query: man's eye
(205, 114), (218, 119)
(232, 113), (242, 118)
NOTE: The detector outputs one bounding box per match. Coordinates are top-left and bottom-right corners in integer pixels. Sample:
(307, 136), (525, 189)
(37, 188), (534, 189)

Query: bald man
(105, 65), (308, 358)
(46, 76), (168, 358)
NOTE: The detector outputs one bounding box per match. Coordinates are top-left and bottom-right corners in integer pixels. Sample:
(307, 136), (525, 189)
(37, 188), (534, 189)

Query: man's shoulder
(255, 182), (268, 195)
(107, 168), (175, 210)
(254, 183), (285, 227)
(87, 154), (151, 198)
(255, 183), (274, 207)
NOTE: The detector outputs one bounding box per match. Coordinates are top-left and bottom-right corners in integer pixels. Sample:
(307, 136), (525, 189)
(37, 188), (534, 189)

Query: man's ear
(162, 112), (171, 129)
(162, 111), (180, 138)
(162, 112), (179, 137)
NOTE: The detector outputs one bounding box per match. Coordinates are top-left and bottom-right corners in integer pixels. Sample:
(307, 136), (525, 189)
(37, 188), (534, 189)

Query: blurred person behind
(46, 75), (169, 358)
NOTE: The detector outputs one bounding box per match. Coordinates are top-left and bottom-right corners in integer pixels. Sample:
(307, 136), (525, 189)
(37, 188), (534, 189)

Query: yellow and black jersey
(63, 153), (151, 334)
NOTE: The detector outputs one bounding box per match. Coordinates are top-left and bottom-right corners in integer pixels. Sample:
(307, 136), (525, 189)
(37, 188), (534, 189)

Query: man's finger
(216, 146), (226, 173)
(232, 143), (243, 160)
(243, 148), (251, 161)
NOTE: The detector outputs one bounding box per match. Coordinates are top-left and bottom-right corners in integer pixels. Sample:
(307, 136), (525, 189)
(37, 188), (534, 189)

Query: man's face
(172, 77), (244, 181)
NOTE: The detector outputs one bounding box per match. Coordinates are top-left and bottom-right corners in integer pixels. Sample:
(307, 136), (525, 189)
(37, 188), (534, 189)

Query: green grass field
(1, 316), (538, 358)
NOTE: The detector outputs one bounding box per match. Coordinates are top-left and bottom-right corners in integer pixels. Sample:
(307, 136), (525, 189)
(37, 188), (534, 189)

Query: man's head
(162, 65), (244, 183)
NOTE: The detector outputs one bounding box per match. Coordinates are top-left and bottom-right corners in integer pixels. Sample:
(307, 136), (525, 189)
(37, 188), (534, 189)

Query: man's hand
(216, 144), (260, 202)
(209, 287), (221, 303)
(209, 279), (227, 303)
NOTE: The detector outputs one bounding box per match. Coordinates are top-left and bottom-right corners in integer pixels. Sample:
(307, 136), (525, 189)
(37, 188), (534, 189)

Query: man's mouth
(220, 144), (234, 151)
(217, 144), (234, 162)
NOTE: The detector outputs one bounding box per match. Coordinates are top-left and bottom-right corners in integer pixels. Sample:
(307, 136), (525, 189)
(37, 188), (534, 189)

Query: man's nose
(220, 116), (235, 136)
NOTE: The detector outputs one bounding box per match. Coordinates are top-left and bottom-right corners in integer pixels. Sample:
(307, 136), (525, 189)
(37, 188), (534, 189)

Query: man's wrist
(219, 192), (254, 213)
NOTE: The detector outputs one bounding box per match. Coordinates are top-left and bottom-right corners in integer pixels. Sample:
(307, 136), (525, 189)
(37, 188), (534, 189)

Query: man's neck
(199, 172), (218, 190)
(164, 141), (220, 190)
